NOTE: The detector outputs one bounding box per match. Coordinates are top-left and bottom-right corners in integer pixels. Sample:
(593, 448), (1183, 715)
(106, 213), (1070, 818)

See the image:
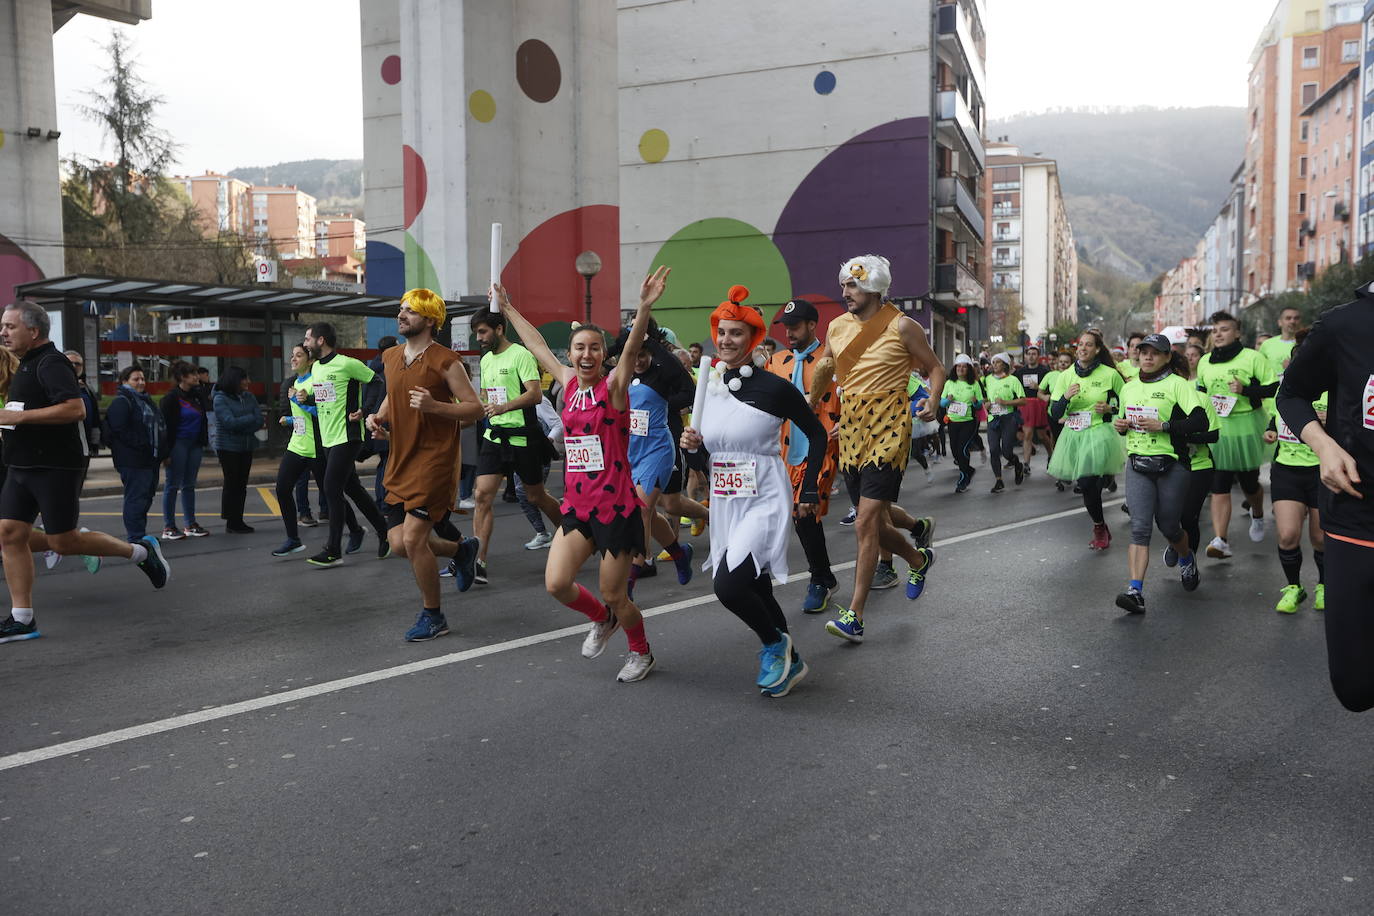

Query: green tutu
(1212, 408), (1267, 471)
(1048, 420), (1124, 481)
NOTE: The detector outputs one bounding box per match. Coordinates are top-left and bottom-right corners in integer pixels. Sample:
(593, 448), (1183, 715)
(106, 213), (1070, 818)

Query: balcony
(990, 206), (1020, 219)
(936, 176), (985, 242)
(992, 257), (1020, 269)
(936, 89), (986, 172)
(937, 2), (987, 102)
(934, 260), (985, 303)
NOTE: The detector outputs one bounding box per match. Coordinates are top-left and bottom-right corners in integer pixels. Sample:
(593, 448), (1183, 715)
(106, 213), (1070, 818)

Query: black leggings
(948, 421), (978, 483)
(793, 514), (836, 589)
(323, 441), (386, 555)
(1180, 467), (1212, 554)
(276, 450), (358, 541)
(1323, 536), (1374, 712)
(217, 449), (253, 525)
(1078, 475), (1106, 524)
(988, 416), (1021, 479)
(714, 558), (789, 646)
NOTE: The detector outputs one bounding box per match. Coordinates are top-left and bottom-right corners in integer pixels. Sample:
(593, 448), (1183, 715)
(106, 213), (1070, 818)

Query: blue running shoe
(762, 653), (808, 698)
(672, 542), (694, 585)
(0, 615), (40, 644)
(272, 538), (305, 557)
(449, 536), (480, 593)
(136, 535), (170, 588)
(404, 610), (449, 642)
(1162, 544), (1178, 568)
(82, 554), (101, 575)
(906, 548), (935, 600)
(345, 529), (365, 555)
(802, 583), (831, 614)
(756, 634), (793, 689)
(825, 607), (864, 643)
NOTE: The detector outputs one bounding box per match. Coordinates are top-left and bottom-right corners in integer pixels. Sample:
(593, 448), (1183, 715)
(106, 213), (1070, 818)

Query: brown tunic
(381, 343), (463, 516)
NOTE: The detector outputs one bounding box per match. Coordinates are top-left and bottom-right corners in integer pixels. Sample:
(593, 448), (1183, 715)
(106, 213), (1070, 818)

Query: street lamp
(1017, 318), (1029, 355)
(575, 251), (602, 326)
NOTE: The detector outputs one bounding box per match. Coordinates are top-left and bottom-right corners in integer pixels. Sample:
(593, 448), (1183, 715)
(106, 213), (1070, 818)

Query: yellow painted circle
(469, 90), (496, 123)
(0, 129), (5, 151)
(638, 128), (669, 163)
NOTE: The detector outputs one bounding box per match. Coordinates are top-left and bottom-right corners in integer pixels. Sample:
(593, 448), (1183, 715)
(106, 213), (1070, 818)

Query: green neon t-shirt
(942, 379), (980, 423)
(287, 374), (316, 459)
(310, 352), (374, 448)
(1039, 369), (1061, 399)
(480, 343), (540, 448)
(1189, 382), (1220, 471)
(983, 374), (1026, 419)
(1274, 393), (1327, 468)
(1258, 336), (1296, 380)
(1050, 363), (1123, 429)
(1196, 348), (1275, 420)
(1118, 373), (1203, 458)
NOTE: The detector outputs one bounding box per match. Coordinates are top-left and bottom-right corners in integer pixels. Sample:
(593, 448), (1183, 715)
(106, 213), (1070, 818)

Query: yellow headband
(402, 287), (446, 329)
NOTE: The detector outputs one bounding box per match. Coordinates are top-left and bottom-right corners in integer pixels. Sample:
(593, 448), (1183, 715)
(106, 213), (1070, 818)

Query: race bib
(1277, 418), (1300, 444)
(292, 416), (306, 436)
(1065, 411), (1093, 432)
(564, 435), (605, 473)
(711, 459), (758, 498)
(483, 386), (508, 406)
(1364, 374), (1374, 430)
(1023, 374), (1039, 389)
(947, 401), (970, 419)
(2, 400), (21, 431)
(1211, 394), (1237, 418)
(1124, 405), (1158, 430)
(629, 409), (649, 437)
(989, 402), (1011, 417)
(312, 381), (337, 403)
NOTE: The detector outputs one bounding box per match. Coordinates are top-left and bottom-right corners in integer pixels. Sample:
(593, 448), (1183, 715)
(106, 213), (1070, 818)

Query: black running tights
(714, 558), (789, 647)
(323, 441), (386, 555)
(1078, 475), (1106, 524)
(1323, 536), (1374, 712)
(277, 450), (358, 541)
(1180, 467), (1212, 554)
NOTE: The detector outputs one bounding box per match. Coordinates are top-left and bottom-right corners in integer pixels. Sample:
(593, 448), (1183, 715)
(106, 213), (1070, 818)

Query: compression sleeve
(1277, 325), (1331, 437)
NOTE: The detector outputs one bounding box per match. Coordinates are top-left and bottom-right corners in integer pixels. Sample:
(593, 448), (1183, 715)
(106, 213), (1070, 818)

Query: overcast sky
(52, 0), (1270, 171)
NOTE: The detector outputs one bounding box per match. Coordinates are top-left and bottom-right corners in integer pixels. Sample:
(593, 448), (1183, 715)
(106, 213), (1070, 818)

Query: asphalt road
(2, 457), (1370, 915)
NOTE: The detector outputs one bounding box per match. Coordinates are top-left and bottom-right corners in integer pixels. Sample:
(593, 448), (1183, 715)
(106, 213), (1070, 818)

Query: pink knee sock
(566, 584), (608, 622)
(623, 619), (649, 654)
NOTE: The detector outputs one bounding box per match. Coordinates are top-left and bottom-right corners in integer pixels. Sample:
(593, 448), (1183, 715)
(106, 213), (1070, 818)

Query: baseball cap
(1137, 333), (1172, 353)
(774, 299), (819, 325)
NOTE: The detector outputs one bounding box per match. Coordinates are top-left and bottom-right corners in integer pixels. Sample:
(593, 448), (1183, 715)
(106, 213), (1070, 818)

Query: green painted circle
(404, 231), (442, 294)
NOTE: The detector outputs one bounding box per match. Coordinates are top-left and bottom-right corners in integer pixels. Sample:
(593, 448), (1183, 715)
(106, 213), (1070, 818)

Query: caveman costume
(766, 304), (841, 517)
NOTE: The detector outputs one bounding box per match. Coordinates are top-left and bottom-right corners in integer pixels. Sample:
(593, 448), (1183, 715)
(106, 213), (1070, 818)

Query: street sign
(255, 259), (278, 283)
(291, 277), (364, 294)
(167, 317), (266, 334)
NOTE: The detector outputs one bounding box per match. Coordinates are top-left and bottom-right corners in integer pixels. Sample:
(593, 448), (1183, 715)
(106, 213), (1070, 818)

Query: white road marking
(0, 499), (1119, 772)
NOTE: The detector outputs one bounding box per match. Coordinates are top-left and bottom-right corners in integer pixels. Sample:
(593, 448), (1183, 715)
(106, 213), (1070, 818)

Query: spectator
(104, 364), (164, 541)
(160, 361), (209, 539)
(64, 349), (101, 458)
(212, 365), (264, 534)
(364, 335), (397, 507)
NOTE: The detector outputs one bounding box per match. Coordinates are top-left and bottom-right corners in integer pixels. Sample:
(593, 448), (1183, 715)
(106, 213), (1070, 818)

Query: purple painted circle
(380, 55), (401, 85)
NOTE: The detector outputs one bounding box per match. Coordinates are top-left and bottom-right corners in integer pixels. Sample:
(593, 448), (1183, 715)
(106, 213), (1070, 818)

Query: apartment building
(180, 172), (252, 235)
(1200, 165), (1247, 318)
(1154, 242), (1205, 330)
(1298, 65), (1360, 278)
(982, 141), (1077, 343)
(250, 185), (318, 259)
(1243, 0), (1362, 300)
(314, 216), (366, 259)
(1356, 0), (1374, 256)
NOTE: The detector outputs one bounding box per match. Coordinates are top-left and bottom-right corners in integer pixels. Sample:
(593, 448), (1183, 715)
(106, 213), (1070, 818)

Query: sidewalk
(81, 452), (381, 497)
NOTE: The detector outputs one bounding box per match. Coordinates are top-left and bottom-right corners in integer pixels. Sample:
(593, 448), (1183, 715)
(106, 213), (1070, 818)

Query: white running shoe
(616, 651), (655, 683)
(581, 614), (620, 659)
(1205, 536), (1233, 559)
(524, 531), (554, 550)
(1248, 517), (1266, 543)
(924, 468), (934, 483)
(43, 550), (62, 570)
(457, 497), (476, 509)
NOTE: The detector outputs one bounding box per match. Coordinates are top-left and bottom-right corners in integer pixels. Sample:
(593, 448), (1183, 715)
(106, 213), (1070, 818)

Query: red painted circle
(403, 145), (427, 229)
(380, 55), (401, 85)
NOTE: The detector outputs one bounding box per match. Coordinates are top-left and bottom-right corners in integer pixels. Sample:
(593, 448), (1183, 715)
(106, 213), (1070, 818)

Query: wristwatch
(1161, 420), (1171, 433)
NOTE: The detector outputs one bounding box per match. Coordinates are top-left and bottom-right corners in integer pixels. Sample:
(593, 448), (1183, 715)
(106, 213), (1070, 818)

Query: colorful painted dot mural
(497, 204), (621, 334)
(516, 39), (561, 103)
(469, 90), (496, 123)
(813, 70), (836, 95)
(638, 129), (669, 164)
(380, 55), (401, 85)
(402, 144), (427, 229)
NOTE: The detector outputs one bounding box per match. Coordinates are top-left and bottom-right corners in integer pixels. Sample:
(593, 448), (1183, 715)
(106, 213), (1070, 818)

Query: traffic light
(956, 306), (968, 314)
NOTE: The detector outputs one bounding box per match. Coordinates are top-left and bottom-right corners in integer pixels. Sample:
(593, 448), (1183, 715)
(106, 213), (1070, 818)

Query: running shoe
(298, 514), (319, 528)
(1014, 462), (1026, 485)
(161, 526), (185, 541)
(762, 654), (808, 698)
(1120, 503), (1131, 515)
(225, 522), (255, 534)
(377, 536), (392, 560)
(906, 548), (934, 600)
(404, 609), (449, 642)
(0, 615), (40, 644)
(979, 450), (987, 466)
(1180, 557), (1200, 592)
(183, 524), (209, 538)
(656, 548), (672, 562)
(825, 607), (864, 643)
(307, 550), (343, 569)
(1023, 465), (1033, 479)
(679, 516), (692, 529)
(1275, 584), (1306, 614)
(449, 537), (480, 592)
(839, 507), (857, 526)
(1163, 544), (1179, 567)
(871, 562), (899, 590)
(581, 612), (621, 659)
(474, 559), (488, 586)
(991, 479), (1006, 494)
(1205, 537), (1232, 559)
(911, 517), (936, 550)
(457, 497), (476, 510)
(1248, 516), (1267, 543)
(42, 550), (61, 570)
(319, 511), (331, 521)
(1056, 480), (1066, 492)
(524, 531), (554, 550)
(1314, 583), (1325, 611)
(272, 538), (305, 557)
(439, 565), (453, 579)
(136, 535), (170, 589)
(345, 529), (365, 555)
(802, 583), (832, 614)
(672, 543), (695, 585)
(616, 651), (655, 683)
(637, 559), (658, 579)
(1089, 523), (1111, 551)
(756, 633), (793, 689)
(1114, 588), (1146, 614)
(82, 553), (101, 575)
(1105, 476), (1118, 492)
(690, 515), (708, 537)
(924, 468), (934, 484)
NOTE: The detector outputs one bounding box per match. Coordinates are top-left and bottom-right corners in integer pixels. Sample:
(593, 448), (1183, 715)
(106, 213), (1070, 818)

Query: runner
(767, 298), (842, 613)
(366, 288), (484, 641)
(1276, 285), (1374, 710)
(492, 269), (669, 683)
(821, 254), (944, 644)
(1039, 351), (1071, 490)
(1196, 310), (1276, 558)
(1109, 334), (1206, 613)
(1047, 330), (1125, 550)
(300, 322), (391, 568)
(1174, 352), (1220, 562)
(681, 285), (827, 696)
(942, 354), (982, 493)
(0, 303), (169, 644)
(1258, 306), (1301, 381)
(469, 310), (562, 586)
(1013, 345), (1054, 473)
(1117, 332), (1145, 383)
(983, 352), (1027, 493)
(1264, 341), (1326, 614)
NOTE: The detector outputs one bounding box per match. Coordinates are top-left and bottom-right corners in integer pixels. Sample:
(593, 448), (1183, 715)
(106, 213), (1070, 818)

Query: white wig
(838, 254), (892, 295)
(953, 353), (974, 366)
(991, 351), (1012, 368)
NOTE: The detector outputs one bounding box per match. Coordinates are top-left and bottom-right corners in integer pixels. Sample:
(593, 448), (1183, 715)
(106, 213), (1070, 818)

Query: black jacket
(106, 385), (164, 468)
(160, 387), (209, 448)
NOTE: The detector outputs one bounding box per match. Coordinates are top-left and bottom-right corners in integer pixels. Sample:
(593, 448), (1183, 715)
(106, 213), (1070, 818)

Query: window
(1303, 46), (1320, 68)
(1305, 9), (1320, 29)
(1345, 39), (1360, 61)
(1299, 191), (1308, 212)
(1301, 119), (1310, 141)
(1300, 156), (1308, 177)
(1303, 82), (1319, 106)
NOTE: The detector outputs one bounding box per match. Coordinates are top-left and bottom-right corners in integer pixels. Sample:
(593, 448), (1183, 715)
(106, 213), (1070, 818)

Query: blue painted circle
(813, 70), (836, 95)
